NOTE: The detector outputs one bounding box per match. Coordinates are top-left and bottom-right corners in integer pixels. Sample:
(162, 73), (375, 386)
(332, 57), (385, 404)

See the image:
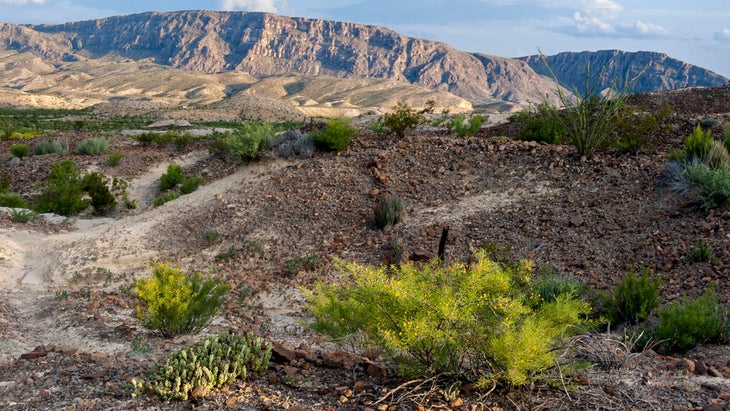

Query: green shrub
(684, 124), (714, 161)
(541, 56), (633, 157)
(529, 273), (585, 308)
(153, 191), (181, 207)
(132, 331), (271, 401)
(305, 251), (590, 387)
(33, 159), (88, 216)
(0, 192), (27, 208)
(723, 124), (730, 153)
(374, 196), (404, 229)
(667, 159), (730, 210)
(602, 267), (662, 325)
(135, 133), (156, 146)
(82, 172), (117, 215)
(76, 137), (109, 155)
(311, 118), (355, 151)
(511, 103), (566, 144)
(684, 240), (716, 264)
(173, 134), (192, 151)
(180, 176), (204, 195)
(210, 122), (275, 161)
(653, 286), (728, 353)
(373, 101), (434, 138)
(106, 153), (124, 166)
(9, 208), (35, 223)
(34, 140), (68, 155)
(276, 130), (314, 158)
(10, 143), (29, 158)
(612, 103), (673, 154)
(453, 114), (485, 137)
(134, 262), (230, 337)
(160, 163), (184, 191)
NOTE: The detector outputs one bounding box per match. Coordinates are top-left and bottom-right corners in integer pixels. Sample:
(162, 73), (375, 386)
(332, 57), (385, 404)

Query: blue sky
(1, 0), (728, 78)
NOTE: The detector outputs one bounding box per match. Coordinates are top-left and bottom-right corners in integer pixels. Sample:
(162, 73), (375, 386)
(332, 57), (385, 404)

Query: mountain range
(0, 10), (727, 117)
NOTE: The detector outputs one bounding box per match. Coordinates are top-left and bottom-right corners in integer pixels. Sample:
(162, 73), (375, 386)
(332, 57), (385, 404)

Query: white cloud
(0, 0), (45, 4)
(573, 11), (615, 35)
(580, 0), (622, 20)
(624, 20), (669, 37)
(220, 0), (284, 13)
(715, 28), (730, 42)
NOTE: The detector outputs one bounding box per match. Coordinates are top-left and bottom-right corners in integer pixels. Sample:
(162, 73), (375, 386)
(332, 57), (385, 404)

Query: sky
(0, 0), (728, 78)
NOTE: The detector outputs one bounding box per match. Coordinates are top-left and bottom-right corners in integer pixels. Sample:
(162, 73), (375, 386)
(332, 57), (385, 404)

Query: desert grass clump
(76, 137), (109, 155)
(132, 331), (271, 401)
(276, 130), (314, 159)
(34, 139), (68, 155)
(180, 176), (204, 195)
(9, 208), (35, 223)
(305, 251), (590, 387)
(373, 196), (404, 229)
(601, 267), (662, 326)
(10, 143), (29, 159)
(652, 286), (728, 353)
(106, 153), (124, 166)
(447, 113), (486, 137)
(683, 240), (716, 264)
(667, 159), (730, 211)
(311, 118), (356, 151)
(683, 124), (715, 161)
(134, 262), (230, 337)
(153, 191), (181, 207)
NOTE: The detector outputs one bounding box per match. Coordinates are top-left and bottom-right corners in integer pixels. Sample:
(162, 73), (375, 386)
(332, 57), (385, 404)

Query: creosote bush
(210, 122), (276, 161)
(160, 163), (185, 191)
(134, 262), (230, 337)
(652, 286), (729, 353)
(132, 331), (271, 401)
(10, 143), (29, 158)
(511, 103), (566, 144)
(311, 118), (355, 151)
(373, 196), (404, 229)
(373, 100), (435, 138)
(601, 267), (662, 325)
(82, 171), (117, 215)
(76, 137), (109, 155)
(305, 250), (591, 387)
(612, 103), (673, 154)
(33, 159), (88, 216)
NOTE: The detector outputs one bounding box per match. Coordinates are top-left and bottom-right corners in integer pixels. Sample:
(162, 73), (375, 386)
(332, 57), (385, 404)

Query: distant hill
(518, 50), (728, 95)
(0, 10), (727, 113)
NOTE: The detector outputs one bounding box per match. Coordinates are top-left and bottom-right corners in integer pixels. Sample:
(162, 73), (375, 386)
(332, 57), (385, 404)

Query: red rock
(271, 342), (297, 364)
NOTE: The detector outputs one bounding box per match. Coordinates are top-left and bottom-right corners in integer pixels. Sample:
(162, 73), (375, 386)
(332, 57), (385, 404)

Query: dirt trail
(0, 152), (292, 363)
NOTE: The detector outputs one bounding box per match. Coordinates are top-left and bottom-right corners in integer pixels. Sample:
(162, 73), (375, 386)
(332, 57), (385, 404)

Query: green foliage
(9, 208), (35, 223)
(173, 134), (192, 151)
(684, 240), (716, 264)
(373, 196), (404, 229)
(653, 286), (728, 353)
(153, 191), (181, 207)
(602, 267), (662, 325)
(0, 192), (27, 208)
(453, 114), (485, 137)
(180, 176), (204, 195)
(684, 125), (714, 161)
(529, 273), (586, 308)
(76, 137), (109, 155)
(723, 124), (730, 153)
(541, 55), (635, 157)
(106, 153), (124, 166)
(511, 103), (566, 144)
(10, 143), (29, 158)
(160, 163), (185, 191)
(285, 253), (321, 275)
(311, 118), (355, 151)
(373, 101), (435, 138)
(276, 130), (314, 158)
(203, 230), (221, 245)
(33, 159), (88, 216)
(210, 122), (276, 161)
(132, 332), (271, 401)
(34, 139), (68, 155)
(305, 251), (590, 387)
(612, 103), (673, 154)
(134, 262), (230, 337)
(667, 159), (730, 211)
(704, 140), (730, 169)
(82, 172), (117, 215)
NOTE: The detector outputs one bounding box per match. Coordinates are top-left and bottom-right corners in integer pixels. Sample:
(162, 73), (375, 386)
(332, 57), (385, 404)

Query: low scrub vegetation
(601, 267), (662, 326)
(76, 137), (109, 155)
(132, 331), (271, 401)
(154, 163), (204, 207)
(372, 100), (435, 138)
(209, 122), (277, 161)
(373, 196), (405, 229)
(305, 251), (590, 387)
(33, 159), (88, 215)
(34, 139), (68, 155)
(10, 143), (30, 159)
(511, 103), (566, 144)
(311, 118), (355, 151)
(133, 262), (230, 337)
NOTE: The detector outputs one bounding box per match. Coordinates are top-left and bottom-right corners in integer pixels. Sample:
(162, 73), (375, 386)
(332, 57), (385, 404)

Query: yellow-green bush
(134, 262), (230, 337)
(311, 118), (355, 151)
(305, 251), (590, 387)
(132, 331), (271, 401)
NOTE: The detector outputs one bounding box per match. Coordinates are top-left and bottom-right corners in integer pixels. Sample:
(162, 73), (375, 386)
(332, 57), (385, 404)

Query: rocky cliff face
(519, 50), (727, 95)
(1, 11), (726, 107)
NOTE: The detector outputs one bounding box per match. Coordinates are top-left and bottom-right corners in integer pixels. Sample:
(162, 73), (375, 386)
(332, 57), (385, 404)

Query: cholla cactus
(133, 332), (272, 401)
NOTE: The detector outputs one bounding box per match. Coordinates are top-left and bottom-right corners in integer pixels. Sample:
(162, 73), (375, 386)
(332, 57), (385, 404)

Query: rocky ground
(0, 84), (730, 410)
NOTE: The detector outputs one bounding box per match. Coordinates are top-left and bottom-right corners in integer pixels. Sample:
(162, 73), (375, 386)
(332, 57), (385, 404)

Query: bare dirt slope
(0, 84), (730, 410)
